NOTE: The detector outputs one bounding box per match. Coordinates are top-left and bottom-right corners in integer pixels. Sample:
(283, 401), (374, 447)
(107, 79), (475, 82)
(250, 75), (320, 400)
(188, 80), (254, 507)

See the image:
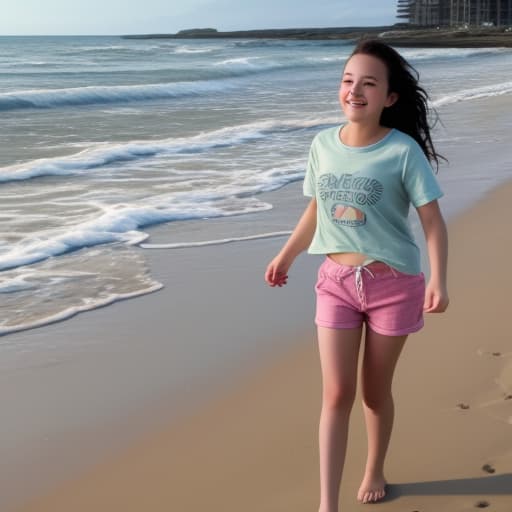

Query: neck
(340, 123), (391, 147)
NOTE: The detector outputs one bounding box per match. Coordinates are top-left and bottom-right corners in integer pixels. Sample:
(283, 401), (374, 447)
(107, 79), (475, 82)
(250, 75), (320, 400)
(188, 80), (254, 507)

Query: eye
(364, 82), (376, 87)
(342, 79), (353, 84)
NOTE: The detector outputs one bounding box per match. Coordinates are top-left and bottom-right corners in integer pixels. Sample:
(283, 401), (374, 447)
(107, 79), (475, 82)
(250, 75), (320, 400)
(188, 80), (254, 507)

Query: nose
(349, 82), (363, 96)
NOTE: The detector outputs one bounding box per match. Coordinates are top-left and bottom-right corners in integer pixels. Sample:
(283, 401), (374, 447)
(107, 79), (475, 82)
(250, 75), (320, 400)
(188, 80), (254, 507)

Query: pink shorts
(315, 257), (425, 336)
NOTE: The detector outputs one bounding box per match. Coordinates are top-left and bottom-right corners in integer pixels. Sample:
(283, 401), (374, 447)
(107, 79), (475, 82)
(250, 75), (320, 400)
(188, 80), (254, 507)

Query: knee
(362, 388), (393, 411)
(322, 382), (356, 411)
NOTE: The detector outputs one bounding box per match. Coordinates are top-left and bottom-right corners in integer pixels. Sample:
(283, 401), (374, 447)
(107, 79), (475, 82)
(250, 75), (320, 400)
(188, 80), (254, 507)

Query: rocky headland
(122, 25), (512, 47)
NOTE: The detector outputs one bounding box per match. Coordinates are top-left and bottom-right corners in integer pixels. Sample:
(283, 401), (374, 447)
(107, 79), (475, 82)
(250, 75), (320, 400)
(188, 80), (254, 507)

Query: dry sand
(14, 180), (512, 511)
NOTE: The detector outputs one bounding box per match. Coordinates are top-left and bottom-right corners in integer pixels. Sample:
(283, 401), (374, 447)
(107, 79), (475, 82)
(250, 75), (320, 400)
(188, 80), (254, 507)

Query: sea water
(1, 36), (511, 335)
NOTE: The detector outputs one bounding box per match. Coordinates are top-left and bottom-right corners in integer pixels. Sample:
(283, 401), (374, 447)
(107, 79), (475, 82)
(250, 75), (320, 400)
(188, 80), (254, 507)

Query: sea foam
(0, 198), (275, 272)
(0, 281), (163, 336)
(141, 231), (292, 250)
(433, 81), (512, 107)
(0, 117), (337, 183)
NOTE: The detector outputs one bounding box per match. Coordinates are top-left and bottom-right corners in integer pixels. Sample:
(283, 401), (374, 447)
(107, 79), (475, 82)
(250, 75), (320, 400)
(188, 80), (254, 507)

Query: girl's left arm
(417, 200), (449, 313)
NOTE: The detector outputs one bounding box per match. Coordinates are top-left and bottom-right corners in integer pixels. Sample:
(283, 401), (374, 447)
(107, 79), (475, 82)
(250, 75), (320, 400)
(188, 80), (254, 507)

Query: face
(339, 53), (398, 126)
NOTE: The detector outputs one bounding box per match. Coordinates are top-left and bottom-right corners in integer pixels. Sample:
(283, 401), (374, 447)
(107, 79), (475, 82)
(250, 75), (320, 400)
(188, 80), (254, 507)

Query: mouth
(347, 100), (367, 107)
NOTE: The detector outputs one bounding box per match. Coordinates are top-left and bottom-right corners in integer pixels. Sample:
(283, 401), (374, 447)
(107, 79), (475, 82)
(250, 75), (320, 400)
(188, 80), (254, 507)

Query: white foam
(0, 198), (273, 272)
(213, 53), (343, 75)
(0, 282), (163, 337)
(0, 116), (338, 183)
(0, 114), (338, 272)
(174, 45), (217, 54)
(433, 81), (512, 107)
(141, 231), (292, 249)
(75, 45), (131, 52)
(215, 57), (261, 67)
(401, 47), (510, 61)
(0, 112), (333, 272)
(0, 275), (36, 293)
(307, 56), (346, 63)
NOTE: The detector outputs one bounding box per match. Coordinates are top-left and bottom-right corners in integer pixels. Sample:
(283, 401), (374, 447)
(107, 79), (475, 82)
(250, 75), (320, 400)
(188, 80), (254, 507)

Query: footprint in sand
(456, 402), (470, 410)
(482, 463), (496, 474)
(477, 348), (512, 358)
(475, 501), (490, 508)
(473, 354), (512, 423)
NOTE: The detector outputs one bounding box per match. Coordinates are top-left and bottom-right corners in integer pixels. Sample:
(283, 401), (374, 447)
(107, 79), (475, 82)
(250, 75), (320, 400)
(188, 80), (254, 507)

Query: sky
(0, 0), (398, 36)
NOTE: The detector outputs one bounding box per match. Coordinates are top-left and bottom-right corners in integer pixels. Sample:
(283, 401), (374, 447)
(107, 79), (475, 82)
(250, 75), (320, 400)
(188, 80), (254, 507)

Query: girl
(265, 39), (449, 511)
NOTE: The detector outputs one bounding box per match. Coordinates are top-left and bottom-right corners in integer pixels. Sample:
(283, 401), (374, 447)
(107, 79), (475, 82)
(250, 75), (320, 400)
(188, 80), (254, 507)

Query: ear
(385, 92), (399, 108)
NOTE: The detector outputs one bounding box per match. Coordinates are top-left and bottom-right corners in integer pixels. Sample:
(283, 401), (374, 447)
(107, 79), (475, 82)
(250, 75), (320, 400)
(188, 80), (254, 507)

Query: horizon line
(0, 23), (400, 38)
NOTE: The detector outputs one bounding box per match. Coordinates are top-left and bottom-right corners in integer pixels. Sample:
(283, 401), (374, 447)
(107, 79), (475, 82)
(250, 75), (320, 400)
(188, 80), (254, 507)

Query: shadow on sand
(384, 473), (512, 501)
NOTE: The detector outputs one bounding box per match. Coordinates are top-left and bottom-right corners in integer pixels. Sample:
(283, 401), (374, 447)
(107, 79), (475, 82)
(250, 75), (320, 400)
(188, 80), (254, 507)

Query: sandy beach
(9, 183), (512, 510)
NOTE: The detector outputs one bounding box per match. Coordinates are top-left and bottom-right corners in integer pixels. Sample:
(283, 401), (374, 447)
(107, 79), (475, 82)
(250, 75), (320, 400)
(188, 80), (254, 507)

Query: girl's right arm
(265, 198), (317, 287)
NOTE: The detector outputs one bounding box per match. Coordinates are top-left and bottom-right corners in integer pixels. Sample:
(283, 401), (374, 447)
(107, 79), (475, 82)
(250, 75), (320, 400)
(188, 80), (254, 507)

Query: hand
(265, 254), (291, 287)
(423, 281), (449, 313)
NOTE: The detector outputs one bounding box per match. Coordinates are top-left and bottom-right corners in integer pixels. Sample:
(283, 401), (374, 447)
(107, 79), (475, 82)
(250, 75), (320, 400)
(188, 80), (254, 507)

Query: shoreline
(14, 178), (512, 512)
(122, 26), (512, 47)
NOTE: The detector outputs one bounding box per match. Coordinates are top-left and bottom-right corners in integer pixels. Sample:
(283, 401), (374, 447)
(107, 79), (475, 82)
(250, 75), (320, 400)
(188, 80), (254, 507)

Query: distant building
(397, 0), (512, 27)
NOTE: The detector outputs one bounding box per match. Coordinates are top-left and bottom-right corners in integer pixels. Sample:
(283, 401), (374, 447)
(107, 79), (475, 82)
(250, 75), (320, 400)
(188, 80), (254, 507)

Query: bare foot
(357, 474), (387, 504)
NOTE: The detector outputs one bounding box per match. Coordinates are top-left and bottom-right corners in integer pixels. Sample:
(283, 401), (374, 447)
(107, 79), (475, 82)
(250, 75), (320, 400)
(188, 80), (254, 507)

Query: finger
(269, 266), (280, 285)
(275, 275), (288, 287)
(424, 302), (435, 312)
(425, 296), (441, 313)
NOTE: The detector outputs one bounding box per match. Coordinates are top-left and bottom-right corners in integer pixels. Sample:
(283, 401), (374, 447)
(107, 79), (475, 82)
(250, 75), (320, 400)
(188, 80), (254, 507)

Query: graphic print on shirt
(317, 173), (383, 227)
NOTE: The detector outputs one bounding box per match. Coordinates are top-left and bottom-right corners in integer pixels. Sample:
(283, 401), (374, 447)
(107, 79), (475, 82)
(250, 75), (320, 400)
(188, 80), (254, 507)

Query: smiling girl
(265, 40), (449, 511)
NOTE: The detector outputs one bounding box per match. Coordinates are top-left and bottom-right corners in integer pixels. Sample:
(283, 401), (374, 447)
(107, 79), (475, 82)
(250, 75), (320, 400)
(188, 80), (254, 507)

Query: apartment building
(397, 0), (512, 26)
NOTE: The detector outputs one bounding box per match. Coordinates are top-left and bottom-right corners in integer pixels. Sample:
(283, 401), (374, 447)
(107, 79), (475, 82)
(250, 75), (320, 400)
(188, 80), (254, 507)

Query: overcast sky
(1, 0), (399, 35)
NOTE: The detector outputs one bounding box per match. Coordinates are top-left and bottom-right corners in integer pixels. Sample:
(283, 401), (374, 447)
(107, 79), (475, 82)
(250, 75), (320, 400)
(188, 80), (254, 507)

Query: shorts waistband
(322, 256), (399, 278)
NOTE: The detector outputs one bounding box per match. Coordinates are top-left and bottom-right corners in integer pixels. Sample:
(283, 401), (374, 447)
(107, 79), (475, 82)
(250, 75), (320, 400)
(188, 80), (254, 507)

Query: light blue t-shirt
(303, 125), (443, 275)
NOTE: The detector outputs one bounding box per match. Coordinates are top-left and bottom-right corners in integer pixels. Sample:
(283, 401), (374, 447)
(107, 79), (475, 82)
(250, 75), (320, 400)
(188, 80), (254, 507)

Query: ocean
(1, 35), (512, 336)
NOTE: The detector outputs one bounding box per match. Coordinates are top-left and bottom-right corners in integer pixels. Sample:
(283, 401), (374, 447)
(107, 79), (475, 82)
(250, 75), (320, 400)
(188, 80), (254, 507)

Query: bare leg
(358, 326), (407, 504)
(317, 326), (362, 512)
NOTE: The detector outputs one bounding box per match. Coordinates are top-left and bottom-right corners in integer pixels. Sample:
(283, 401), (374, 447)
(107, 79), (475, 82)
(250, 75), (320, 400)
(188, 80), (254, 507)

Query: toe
(361, 488), (386, 504)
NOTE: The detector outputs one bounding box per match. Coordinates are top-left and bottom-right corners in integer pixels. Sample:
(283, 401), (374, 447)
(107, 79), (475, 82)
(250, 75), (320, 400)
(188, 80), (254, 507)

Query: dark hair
(348, 39), (444, 170)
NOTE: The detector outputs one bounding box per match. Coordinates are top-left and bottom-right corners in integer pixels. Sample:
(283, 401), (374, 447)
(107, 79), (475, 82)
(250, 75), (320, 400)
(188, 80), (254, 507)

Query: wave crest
(0, 80), (233, 111)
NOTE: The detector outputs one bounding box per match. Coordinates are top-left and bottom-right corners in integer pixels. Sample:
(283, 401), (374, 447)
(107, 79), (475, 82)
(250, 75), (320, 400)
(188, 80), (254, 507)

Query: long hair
(348, 39), (444, 170)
